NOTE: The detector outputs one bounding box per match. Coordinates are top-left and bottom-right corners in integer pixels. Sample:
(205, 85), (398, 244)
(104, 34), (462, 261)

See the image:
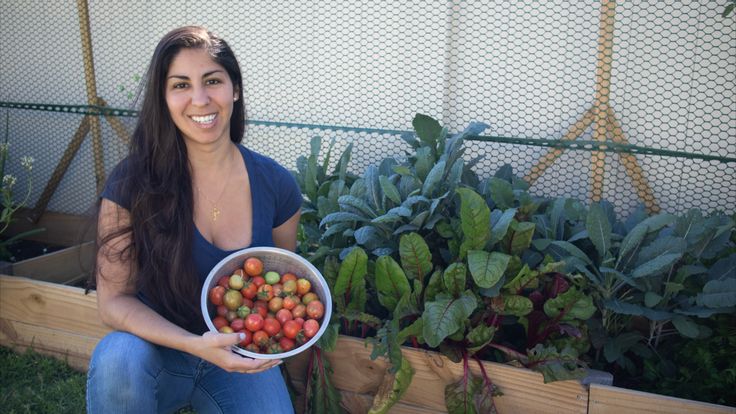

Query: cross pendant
(212, 207), (221, 221)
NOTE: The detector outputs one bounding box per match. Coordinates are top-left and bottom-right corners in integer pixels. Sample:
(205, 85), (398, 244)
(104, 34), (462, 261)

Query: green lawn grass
(0, 346), (87, 414)
(0, 346), (195, 414)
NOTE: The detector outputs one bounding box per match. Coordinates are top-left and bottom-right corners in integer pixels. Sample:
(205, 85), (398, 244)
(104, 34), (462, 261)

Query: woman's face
(165, 48), (238, 148)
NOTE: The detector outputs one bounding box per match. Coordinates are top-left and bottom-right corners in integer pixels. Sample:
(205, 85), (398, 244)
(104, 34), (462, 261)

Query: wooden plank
(0, 318), (101, 372)
(588, 384), (736, 414)
(288, 378), (443, 414)
(286, 336), (588, 414)
(11, 242), (94, 284)
(0, 275), (107, 338)
(5, 209), (95, 246)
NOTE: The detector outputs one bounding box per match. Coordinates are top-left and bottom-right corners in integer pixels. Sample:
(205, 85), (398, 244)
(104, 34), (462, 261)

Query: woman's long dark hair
(96, 26), (245, 331)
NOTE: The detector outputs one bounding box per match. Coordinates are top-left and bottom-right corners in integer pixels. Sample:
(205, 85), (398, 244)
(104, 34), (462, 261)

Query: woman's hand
(190, 331), (283, 374)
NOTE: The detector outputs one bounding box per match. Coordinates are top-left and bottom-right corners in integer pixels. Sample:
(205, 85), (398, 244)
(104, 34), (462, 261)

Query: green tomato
(264, 271), (281, 285)
(236, 305), (251, 318)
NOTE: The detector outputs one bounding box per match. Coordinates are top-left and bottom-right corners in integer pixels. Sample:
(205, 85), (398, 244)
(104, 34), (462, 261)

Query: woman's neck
(188, 140), (238, 182)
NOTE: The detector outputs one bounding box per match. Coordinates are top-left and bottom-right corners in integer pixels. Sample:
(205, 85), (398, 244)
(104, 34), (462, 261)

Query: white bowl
(200, 246), (332, 359)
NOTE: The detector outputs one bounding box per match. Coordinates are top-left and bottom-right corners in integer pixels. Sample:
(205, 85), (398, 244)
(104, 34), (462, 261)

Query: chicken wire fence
(0, 1), (734, 220)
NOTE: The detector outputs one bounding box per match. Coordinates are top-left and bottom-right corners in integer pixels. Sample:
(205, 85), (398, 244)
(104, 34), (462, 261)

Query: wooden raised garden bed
(1, 275), (733, 414)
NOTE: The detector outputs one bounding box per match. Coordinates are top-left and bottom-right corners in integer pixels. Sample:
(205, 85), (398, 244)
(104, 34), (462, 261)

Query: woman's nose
(191, 85), (210, 106)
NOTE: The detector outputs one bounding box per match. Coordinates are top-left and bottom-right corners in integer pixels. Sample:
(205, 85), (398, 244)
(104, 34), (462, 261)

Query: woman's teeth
(191, 114), (216, 124)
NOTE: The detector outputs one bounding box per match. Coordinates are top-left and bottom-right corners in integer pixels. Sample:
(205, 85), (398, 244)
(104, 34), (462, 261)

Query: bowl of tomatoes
(201, 246), (332, 359)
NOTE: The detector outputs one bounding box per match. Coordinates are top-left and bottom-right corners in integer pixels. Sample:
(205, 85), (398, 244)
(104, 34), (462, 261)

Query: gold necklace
(195, 151), (235, 222)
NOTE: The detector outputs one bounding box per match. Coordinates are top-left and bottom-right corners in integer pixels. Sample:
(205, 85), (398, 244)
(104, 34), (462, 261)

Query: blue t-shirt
(101, 144), (302, 283)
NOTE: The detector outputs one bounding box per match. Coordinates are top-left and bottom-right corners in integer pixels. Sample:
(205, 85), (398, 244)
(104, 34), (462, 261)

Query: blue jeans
(86, 331), (294, 414)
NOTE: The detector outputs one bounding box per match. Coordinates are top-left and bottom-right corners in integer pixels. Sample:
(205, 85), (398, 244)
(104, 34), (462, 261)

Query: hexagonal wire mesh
(0, 1), (733, 219)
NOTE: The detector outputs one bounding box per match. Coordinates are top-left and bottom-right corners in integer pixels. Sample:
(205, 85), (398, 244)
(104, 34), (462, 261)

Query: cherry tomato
(302, 292), (318, 304)
(282, 320), (300, 339)
(253, 330), (270, 348)
(279, 337), (296, 352)
(282, 280), (297, 296)
(253, 301), (269, 318)
(292, 304), (306, 319)
(236, 329), (252, 347)
(223, 289), (243, 311)
(257, 284), (274, 301)
(209, 286), (226, 306)
(306, 300), (325, 320)
(282, 295), (299, 310)
(275, 308), (293, 325)
(293, 317), (305, 327)
(252, 276), (266, 288)
(244, 343), (260, 353)
(244, 313), (264, 332)
(271, 283), (284, 298)
(244, 257), (264, 277)
(280, 272), (298, 283)
(225, 310), (238, 322)
(217, 275), (231, 289)
(230, 318), (245, 331)
(303, 319), (319, 338)
(229, 274), (244, 290)
(268, 297), (284, 313)
(212, 316), (228, 331)
(216, 305), (228, 317)
(241, 281), (257, 300)
(263, 317), (281, 337)
(296, 278), (312, 296)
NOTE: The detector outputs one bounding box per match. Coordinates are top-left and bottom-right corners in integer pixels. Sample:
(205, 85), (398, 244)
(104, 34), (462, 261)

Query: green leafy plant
(0, 113), (43, 261)
(294, 113), (736, 411)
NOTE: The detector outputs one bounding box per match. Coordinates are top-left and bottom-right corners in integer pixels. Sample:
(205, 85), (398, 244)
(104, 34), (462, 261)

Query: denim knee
(87, 332), (161, 412)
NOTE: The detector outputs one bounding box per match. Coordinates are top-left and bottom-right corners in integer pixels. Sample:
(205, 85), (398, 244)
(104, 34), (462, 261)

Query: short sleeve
(100, 158), (132, 209)
(273, 167), (302, 227)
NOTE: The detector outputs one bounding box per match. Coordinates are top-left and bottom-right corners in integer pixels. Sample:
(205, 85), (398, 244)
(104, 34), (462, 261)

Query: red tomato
(209, 286), (226, 306)
(263, 317), (281, 337)
(306, 300), (325, 320)
(293, 317), (305, 327)
(253, 301), (269, 318)
(244, 313), (264, 332)
(280, 272), (297, 283)
(282, 295), (299, 310)
(241, 298), (254, 309)
(296, 278), (312, 296)
(251, 276), (266, 288)
(236, 329), (252, 347)
(241, 281), (257, 300)
(244, 257), (264, 277)
(267, 343), (283, 354)
(282, 320), (300, 339)
(292, 304), (306, 319)
(212, 315), (228, 330)
(268, 297), (283, 313)
(253, 330), (270, 348)
(303, 319), (319, 338)
(217, 275), (231, 289)
(257, 284), (274, 301)
(279, 337), (296, 352)
(271, 283), (284, 298)
(216, 305), (228, 317)
(245, 343), (260, 353)
(275, 308), (293, 325)
(230, 318), (245, 331)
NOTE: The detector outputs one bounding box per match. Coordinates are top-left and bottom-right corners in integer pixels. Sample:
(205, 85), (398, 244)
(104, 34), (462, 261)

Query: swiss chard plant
(533, 202), (736, 374)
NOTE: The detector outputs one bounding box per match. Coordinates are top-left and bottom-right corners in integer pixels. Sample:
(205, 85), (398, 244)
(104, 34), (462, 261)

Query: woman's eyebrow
(167, 70), (224, 80)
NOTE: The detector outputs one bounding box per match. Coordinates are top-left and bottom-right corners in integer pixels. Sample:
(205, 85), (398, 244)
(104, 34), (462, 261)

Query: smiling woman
(85, 26), (301, 414)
